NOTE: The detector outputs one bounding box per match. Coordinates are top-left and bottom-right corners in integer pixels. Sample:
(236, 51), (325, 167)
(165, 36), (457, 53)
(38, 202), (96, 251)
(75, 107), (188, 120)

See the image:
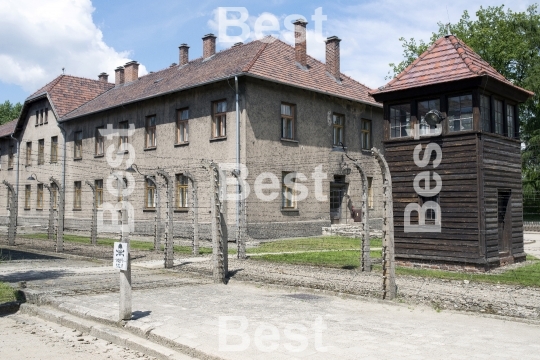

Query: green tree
(387, 5), (540, 205)
(0, 100), (22, 125)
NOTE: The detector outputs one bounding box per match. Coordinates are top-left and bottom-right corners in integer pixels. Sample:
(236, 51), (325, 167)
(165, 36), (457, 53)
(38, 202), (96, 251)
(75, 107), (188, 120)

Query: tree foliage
(387, 5), (540, 194)
(0, 100), (22, 125)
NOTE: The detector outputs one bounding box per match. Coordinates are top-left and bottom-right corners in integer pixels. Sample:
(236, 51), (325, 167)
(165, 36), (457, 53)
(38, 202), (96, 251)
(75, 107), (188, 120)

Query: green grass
(21, 233), (216, 255)
(252, 249), (381, 269)
(0, 282), (18, 303)
(247, 236), (382, 254)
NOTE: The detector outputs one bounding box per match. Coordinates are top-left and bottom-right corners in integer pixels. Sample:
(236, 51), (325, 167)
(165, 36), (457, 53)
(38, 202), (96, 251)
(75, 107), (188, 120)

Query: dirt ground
(0, 312), (156, 360)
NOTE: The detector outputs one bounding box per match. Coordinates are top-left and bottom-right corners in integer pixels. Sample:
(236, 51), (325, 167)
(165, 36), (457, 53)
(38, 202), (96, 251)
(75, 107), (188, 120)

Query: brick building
(0, 22), (384, 240)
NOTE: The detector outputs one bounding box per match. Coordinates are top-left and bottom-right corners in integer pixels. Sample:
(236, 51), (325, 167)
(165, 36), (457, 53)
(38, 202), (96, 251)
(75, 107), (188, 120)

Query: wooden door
(497, 190), (512, 255)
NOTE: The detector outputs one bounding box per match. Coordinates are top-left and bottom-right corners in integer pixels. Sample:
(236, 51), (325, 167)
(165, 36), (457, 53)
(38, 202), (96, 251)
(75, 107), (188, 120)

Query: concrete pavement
(525, 232), (540, 258)
(33, 281), (540, 360)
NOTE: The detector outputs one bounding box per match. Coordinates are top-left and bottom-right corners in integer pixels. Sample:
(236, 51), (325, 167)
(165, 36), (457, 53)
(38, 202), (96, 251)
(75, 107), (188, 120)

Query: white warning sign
(113, 242), (129, 271)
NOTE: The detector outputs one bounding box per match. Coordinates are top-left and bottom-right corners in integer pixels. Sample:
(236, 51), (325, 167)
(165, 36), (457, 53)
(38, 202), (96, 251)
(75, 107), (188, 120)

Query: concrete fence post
(207, 162), (227, 283)
(157, 170), (174, 268)
(3, 180), (17, 246)
(184, 171), (199, 255)
(43, 184), (54, 241)
(49, 177), (64, 252)
(352, 161), (371, 272)
(84, 181), (97, 245)
(231, 170), (246, 259)
(373, 148), (396, 300)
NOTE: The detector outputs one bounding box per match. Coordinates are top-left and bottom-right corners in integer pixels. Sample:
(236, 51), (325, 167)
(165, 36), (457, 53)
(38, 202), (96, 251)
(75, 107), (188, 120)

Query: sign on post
(113, 242), (129, 271)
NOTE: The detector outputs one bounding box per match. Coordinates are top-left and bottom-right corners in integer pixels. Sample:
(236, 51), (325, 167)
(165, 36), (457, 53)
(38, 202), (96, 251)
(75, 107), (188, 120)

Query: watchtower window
(418, 99), (440, 135)
(448, 94), (472, 132)
(389, 103), (411, 138)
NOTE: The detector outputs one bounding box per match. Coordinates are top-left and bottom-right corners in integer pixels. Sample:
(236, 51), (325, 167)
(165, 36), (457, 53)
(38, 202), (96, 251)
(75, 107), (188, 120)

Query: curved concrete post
(206, 162), (227, 284)
(84, 181), (97, 245)
(231, 170), (246, 259)
(43, 184), (54, 241)
(144, 176), (161, 251)
(157, 169), (174, 268)
(372, 148), (396, 300)
(184, 171), (199, 255)
(3, 180), (17, 246)
(49, 177), (64, 252)
(352, 161), (371, 272)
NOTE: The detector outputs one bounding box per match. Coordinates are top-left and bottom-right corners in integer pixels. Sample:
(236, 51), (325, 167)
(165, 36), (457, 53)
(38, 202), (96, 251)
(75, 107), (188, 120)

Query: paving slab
(47, 282), (540, 360)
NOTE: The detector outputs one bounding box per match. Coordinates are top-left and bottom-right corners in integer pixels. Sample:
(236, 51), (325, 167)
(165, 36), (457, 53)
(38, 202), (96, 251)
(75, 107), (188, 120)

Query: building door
(497, 190), (512, 255)
(330, 175), (347, 224)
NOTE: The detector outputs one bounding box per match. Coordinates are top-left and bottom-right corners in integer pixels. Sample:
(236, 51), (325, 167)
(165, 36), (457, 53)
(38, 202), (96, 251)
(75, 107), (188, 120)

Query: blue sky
(0, 0), (536, 105)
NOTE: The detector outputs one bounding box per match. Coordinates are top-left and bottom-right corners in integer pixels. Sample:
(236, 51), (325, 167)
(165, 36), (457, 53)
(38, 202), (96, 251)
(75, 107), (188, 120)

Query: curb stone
(19, 303), (199, 360)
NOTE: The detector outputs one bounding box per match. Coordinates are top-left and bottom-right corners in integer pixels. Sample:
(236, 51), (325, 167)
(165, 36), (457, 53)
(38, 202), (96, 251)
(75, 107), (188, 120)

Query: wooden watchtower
(371, 35), (533, 269)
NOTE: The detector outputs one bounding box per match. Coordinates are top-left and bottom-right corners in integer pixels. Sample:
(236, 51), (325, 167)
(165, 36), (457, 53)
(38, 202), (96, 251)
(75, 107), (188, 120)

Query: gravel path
(174, 258), (540, 320)
(6, 236), (540, 321)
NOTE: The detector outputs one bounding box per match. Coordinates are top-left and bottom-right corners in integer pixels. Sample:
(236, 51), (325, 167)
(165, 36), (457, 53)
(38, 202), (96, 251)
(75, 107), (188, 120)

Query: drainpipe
(56, 121), (67, 249)
(10, 133), (19, 226)
(235, 76), (240, 245)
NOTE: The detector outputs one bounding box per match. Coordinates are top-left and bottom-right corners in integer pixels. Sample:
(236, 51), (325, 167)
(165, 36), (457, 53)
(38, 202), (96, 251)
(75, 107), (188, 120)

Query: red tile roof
(0, 119), (17, 138)
(371, 35), (534, 96)
(63, 37), (379, 121)
(27, 75), (115, 118)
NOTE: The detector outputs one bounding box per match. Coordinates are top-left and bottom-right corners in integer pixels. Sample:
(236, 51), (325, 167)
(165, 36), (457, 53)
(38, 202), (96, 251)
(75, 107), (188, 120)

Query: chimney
(293, 19), (308, 67)
(179, 43), (189, 65)
(124, 61), (139, 83)
(98, 72), (109, 83)
(114, 66), (124, 85)
(325, 36), (341, 80)
(202, 34), (216, 59)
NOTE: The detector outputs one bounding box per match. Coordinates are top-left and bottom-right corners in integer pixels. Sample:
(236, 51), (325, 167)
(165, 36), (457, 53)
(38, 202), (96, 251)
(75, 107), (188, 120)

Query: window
(332, 114), (344, 146)
(418, 99), (440, 135)
(8, 146), (14, 169)
(145, 116), (156, 148)
(44, 108), (48, 124)
(361, 119), (371, 150)
(282, 172), (297, 209)
(144, 178), (156, 208)
(95, 179), (103, 208)
(35, 110), (39, 126)
(421, 195), (439, 224)
(176, 174), (188, 209)
(176, 109), (189, 144)
(494, 99), (504, 135)
(507, 104), (515, 138)
(480, 95), (491, 132)
(389, 104), (411, 138)
(51, 136), (58, 163)
(51, 183), (58, 210)
(367, 177), (373, 209)
(95, 126), (104, 155)
(117, 177), (127, 202)
(37, 184), (43, 210)
(38, 139), (44, 165)
(26, 142), (32, 166)
(212, 100), (227, 138)
(74, 131), (82, 158)
(448, 94), (473, 132)
(281, 103), (295, 140)
(25, 185), (31, 209)
(74, 181), (82, 209)
(119, 121), (129, 150)
(40, 109), (44, 125)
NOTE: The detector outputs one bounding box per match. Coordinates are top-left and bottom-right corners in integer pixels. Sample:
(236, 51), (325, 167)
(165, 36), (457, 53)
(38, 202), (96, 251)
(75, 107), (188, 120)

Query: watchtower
(371, 35), (533, 269)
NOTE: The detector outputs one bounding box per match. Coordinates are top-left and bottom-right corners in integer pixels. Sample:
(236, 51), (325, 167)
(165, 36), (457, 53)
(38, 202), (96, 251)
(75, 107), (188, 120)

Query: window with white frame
(212, 100), (227, 138)
(332, 113), (344, 146)
(176, 108), (189, 144)
(281, 172), (297, 209)
(281, 103), (295, 140)
(418, 99), (440, 135)
(389, 104), (411, 138)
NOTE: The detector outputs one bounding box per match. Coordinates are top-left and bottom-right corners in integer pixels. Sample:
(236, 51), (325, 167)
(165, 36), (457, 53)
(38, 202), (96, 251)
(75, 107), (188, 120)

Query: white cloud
(0, 0), (147, 93)
(325, 0), (536, 89)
